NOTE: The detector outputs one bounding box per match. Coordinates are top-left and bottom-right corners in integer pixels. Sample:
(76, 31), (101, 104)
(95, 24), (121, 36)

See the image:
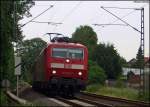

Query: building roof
(128, 57), (150, 64)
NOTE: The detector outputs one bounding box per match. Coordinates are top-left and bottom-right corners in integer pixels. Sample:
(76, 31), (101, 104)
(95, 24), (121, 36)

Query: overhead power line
(61, 1), (82, 23)
(101, 6), (141, 33)
(101, 6), (141, 10)
(34, 5), (54, 6)
(109, 10), (137, 25)
(52, 1), (82, 32)
(21, 5), (54, 27)
(93, 10), (136, 27)
(93, 24), (127, 26)
(31, 21), (62, 25)
(94, 4), (147, 28)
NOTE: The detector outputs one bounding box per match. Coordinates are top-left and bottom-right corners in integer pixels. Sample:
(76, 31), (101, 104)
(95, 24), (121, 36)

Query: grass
(0, 89), (34, 106)
(97, 86), (139, 100)
(0, 89), (9, 106)
(85, 84), (149, 102)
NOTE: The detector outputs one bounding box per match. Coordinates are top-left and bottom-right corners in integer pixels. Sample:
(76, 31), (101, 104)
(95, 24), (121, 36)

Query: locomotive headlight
(52, 70), (56, 74)
(78, 72), (82, 76)
(66, 59), (70, 63)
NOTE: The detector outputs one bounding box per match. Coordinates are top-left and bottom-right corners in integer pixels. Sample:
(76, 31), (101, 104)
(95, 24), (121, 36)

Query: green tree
(15, 38), (47, 83)
(92, 43), (122, 79)
(135, 46), (144, 68)
(72, 25), (98, 59)
(0, 1), (34, 87)
(88, 60), (106, 85)
(119, 56), (127, 67)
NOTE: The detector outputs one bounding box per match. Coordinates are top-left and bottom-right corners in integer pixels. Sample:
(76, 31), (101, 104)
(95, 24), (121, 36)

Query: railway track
(55, 97), (96, 107)
(76, 92), (150, 107)
(75, 97), (114, 107)
(9, 84), (149, 107)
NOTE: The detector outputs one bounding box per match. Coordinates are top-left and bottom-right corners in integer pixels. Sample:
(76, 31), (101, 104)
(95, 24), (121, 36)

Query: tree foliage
(129, 46), (144, 68)
(1, 1), (34, 42)
(119, 57), (127, 67)
(15, 38), (47, 83)
(135, 46), (144, 68)
(72, 25), (98, 58)
(92, 43), (122, 79)
(72, 25), (124, 81)
(88, 60), (106, 85)
(0, 1), (34, 86)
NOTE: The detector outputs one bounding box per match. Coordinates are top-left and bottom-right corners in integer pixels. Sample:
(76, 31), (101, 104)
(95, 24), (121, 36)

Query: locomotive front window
(68, 49), (83, 59)
(52, 48), (83, 59)
(52, 48), (67, 58)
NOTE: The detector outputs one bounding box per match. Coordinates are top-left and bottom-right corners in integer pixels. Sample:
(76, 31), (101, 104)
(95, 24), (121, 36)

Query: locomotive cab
(48, 43), (88, 93)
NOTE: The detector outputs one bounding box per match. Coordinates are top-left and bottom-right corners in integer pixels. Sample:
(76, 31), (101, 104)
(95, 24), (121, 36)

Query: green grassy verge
(0, 89), (9, 106)
(85, 84), (149, 102)
(0, 89), (33, 106)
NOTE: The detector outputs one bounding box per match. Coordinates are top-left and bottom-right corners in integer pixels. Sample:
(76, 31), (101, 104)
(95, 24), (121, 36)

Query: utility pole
(140, 8), (144, 96)
(13, 1), (16, 39)
(14, 1), (19, 97)
(95, 6), (145, 95)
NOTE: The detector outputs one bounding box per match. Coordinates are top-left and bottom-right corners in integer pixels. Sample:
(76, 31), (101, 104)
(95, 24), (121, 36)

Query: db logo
(65, 64), (71, 68)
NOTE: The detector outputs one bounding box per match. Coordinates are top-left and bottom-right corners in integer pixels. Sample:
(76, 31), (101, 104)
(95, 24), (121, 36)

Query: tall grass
(85, 84), (149, 101)
(98, 86), (139, 100)
(86, 84), (102, 93)
(0, 89), (8, 106)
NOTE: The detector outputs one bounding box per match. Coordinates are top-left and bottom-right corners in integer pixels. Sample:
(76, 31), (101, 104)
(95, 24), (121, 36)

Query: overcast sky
(19, 1), (149, 61)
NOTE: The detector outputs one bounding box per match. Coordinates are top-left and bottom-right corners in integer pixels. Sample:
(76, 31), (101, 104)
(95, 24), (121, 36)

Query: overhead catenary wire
(52, 1), (82, 32)
(31, 21), (62, 25)
(103, 5), (147, 25)
(93, 9), (136, 27)
(44, 2), (59, 35)
(94, 4), (147, 29)
(93, 24), (127, 26)
(21, 5), (54, 27)
(34, 4), (54, 6)
(108, 10), (137, 25)
(93, 3), (136, 27)
(101, 4), (148, 10)
(60, 1), (82, 23)
(101, 6), (141, 33)
(48, 2), (57, 21)
(101, 6), (141, 10)
(94, 9), (137, 28)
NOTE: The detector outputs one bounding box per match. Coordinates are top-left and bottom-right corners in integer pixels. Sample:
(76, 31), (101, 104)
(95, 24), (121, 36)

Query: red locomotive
(32, 33), (88, 96)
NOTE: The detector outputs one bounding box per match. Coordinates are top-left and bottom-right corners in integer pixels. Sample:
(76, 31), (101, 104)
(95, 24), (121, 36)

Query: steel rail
(75, 97), (113, 107)
(80, 92), (150, 107)
(56, 97), (85, 107)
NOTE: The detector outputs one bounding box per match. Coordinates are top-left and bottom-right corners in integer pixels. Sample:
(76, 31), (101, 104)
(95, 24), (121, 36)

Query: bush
(0, 90), (8, 106)
(86, 84), (102, 93)
(88, 61), (106, 85)
(92, 43), (122, 79)
(139, 91), (150, 102)
(115, 79), (126, 88)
